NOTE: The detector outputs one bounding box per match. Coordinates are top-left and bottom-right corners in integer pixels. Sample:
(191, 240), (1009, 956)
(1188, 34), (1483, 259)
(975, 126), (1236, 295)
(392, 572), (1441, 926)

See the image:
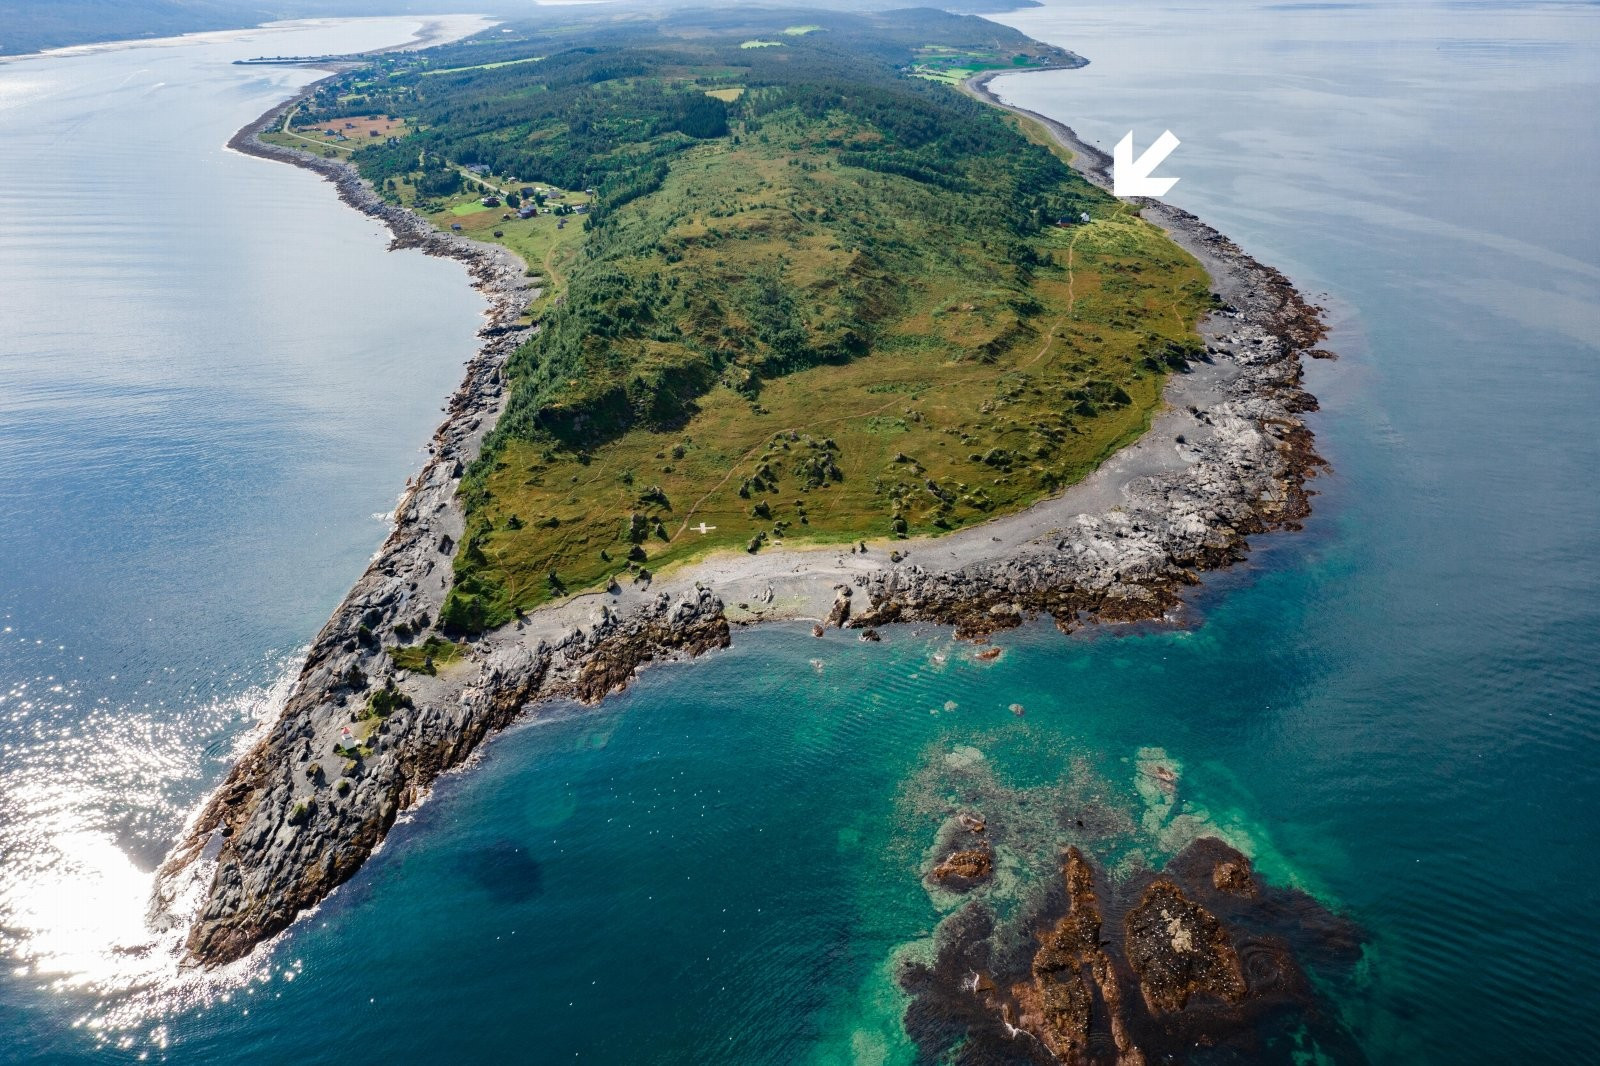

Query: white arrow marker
(1113, 130), (1181, 198)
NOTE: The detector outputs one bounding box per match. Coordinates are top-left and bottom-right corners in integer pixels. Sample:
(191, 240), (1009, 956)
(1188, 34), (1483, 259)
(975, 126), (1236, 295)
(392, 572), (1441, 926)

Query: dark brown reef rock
(900, 837), (1368, 1065)
(1123, 879), (1245, 1015)
(932, 848), (996, 887)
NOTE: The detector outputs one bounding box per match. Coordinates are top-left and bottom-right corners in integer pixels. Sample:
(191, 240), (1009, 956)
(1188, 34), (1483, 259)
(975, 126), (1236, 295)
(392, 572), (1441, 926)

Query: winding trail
(274, 105), (350, 153)
(1027, 313), (1066, 368)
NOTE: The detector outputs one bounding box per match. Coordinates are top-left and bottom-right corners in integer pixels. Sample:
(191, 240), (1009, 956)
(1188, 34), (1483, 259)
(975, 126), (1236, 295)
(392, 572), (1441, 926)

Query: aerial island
(151, 5), (1331, 1055)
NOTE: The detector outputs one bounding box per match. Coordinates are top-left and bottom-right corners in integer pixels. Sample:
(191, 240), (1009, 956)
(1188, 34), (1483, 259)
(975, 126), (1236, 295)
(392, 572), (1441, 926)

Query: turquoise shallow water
(2, 2), (1598, 1063)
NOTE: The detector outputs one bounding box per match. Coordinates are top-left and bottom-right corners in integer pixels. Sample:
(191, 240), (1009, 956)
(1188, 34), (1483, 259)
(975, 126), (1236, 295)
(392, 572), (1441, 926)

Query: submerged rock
(901, 836), (1368, 1064)
(1212, 857), (1258, 899)
(931, 848), (994, 887)
(1124, 878), (1245, 1014)
(1012, 848), (1133, 1062)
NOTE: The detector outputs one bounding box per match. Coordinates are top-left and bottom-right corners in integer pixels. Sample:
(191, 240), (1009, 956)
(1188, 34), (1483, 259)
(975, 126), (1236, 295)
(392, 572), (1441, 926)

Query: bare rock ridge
(152, 69), (1331, 968)
(1010, 847), (1137, 1061)
(156, 583), (727, 965)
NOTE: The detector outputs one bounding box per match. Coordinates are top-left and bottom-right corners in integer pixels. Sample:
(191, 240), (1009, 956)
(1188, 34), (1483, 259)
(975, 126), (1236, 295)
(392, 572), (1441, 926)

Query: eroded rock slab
(1124, 879), (1246, 1015)
(1012, 848), (1136, 1063)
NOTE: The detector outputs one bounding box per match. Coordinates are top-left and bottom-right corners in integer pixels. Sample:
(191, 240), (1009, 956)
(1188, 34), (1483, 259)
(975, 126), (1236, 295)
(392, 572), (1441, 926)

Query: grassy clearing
(261, 128), (346, 157)
(263, 111), (404, 157)
(740, 40), (784, 49)
(266, 120), (591, 321)
(704, 86), (745, 102)
(376, 173), (592, 320)
(427, 196), (588, 319)
(420, 55), (544, 77)
(783, 25), (823, 35)
(910, 45), (1045, 85)
(387, 636), (466, 674)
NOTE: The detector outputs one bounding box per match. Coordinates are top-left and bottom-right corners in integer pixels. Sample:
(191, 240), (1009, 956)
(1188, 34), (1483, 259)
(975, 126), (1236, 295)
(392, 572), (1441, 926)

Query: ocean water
(1, 2), (1597, 1063)
(0, 14), (492, 1055)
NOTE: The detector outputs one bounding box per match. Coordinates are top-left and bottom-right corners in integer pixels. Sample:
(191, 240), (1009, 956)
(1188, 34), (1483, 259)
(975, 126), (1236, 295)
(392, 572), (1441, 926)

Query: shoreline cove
(151, 58), (1331, 968)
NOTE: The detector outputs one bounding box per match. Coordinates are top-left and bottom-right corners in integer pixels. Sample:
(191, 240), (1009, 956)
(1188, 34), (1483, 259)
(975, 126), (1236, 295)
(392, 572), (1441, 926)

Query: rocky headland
(149, 85), (733, 962)
(151, 64), (1332, 968)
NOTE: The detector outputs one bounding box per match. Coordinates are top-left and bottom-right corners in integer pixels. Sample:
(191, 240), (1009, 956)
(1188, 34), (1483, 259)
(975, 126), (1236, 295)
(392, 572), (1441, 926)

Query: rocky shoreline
(150, 67), (1330, 969)
(851, 72), (1329, 640)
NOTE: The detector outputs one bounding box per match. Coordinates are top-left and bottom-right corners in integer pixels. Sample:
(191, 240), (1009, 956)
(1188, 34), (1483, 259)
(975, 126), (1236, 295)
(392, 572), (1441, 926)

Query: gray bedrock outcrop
(151, 77), (1328, 967)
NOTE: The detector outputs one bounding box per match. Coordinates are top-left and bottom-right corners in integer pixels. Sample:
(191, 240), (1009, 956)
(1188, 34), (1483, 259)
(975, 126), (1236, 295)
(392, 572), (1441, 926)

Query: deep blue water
(0, 14), (492, 1055)
(2, 2), (1598, 1063)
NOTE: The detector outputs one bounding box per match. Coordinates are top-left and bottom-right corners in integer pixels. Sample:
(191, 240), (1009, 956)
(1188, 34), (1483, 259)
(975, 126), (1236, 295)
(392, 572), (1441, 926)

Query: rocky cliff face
(152, 585), (729, 966)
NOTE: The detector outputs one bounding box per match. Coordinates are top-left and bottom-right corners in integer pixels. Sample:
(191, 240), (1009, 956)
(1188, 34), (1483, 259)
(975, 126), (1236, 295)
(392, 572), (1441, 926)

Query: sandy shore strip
(151, 61), (1329, 967)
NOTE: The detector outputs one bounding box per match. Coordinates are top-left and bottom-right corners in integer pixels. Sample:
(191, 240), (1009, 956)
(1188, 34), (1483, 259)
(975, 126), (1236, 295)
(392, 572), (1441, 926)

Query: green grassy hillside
(287, 8), (1211, 631)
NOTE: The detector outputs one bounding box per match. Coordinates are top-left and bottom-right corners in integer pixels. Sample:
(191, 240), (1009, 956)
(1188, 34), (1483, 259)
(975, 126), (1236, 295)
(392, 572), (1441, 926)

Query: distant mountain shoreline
(0, 0), (1042, 58)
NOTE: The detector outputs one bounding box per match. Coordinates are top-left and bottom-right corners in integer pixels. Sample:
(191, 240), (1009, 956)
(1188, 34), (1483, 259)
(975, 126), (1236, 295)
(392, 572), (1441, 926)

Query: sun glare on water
(4, 827), (159, 988)
(0, 645), (300, 1041)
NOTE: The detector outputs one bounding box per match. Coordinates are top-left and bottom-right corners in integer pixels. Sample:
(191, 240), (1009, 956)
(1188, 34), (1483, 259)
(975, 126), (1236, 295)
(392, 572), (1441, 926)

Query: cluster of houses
(477, 186), (591, 221)
(446, 182), (592, 232)
(447, 169), (602, 234)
